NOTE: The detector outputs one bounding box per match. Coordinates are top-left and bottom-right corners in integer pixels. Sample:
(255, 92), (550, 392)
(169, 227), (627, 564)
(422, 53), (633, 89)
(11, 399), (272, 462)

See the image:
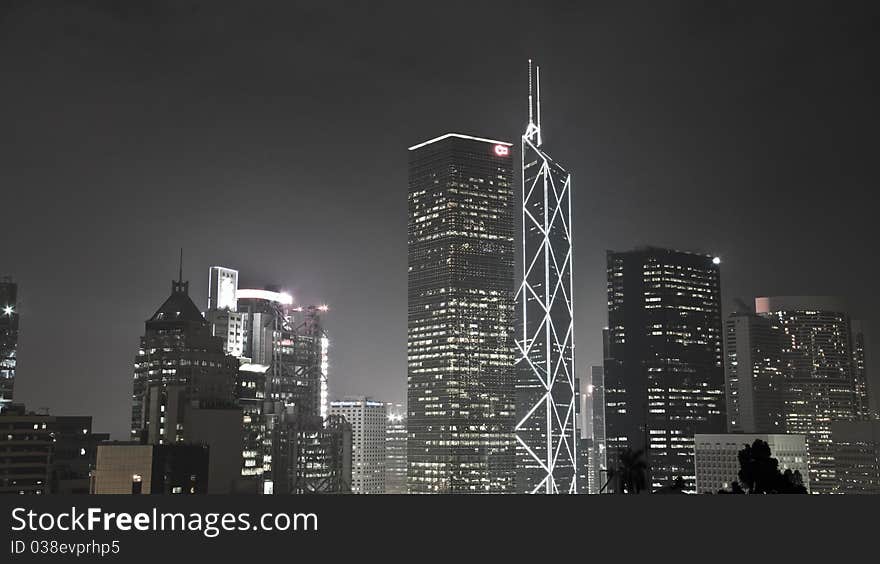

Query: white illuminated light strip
(236, 289), (293, 305)
(514, 60), (578, 494)
(407, 132), (513, 151)
(320, 336), (329, 419)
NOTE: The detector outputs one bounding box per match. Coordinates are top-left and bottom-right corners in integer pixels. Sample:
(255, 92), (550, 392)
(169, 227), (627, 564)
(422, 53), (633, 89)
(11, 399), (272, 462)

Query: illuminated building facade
(515, 61), (578, 494)
(755, 296), (862, 494)
(693, 433), (809, 494)
(604, 247), (725, 492)
(131, 276), (238, 445)
(0, 276), (18, 411)
(385, 404), (407, 494)
(724, 310), (787, 434)
(407, 132), (517, 493)
(203, 267), (332, 493)
(588, 365), (607, 493)
(831, 420), (880, 494)
(330, 398), (386, 494)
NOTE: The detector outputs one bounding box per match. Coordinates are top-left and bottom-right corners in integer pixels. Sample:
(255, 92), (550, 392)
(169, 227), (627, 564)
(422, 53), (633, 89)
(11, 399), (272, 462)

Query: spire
(528, 59), (534, 126)
(525, 59), (543, 147)
(172, 248), (189, 295)
(536, 64), (542, 146)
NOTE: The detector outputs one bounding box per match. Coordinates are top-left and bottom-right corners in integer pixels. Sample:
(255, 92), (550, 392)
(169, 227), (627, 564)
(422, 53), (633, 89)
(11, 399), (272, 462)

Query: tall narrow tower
(515, 61), (577, 494)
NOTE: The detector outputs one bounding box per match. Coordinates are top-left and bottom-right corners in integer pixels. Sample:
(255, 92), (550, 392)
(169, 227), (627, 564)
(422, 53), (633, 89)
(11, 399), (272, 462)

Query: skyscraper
(604, 247), (725, 492)
(850, 320), (872, 420)
(385, 404), (407, 494)
(588, 365), (607, 494)
(0, 276), (18, 411)
(755, 296), (863, 493)
(330, 398), (386, 494)
(407, 132), (517, 494)
(203, 267), (333, 492)
(515, 61), (577, 494)
(724, 308), (787, 434)
(131, 275), (238, 444)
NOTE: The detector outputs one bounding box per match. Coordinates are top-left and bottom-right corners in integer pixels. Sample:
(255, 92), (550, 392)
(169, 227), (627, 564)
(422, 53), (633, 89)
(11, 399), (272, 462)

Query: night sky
(3, 1), (878, 438)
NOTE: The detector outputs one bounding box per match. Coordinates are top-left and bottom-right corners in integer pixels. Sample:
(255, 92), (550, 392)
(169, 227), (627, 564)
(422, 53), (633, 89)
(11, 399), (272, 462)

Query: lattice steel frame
(515, 61), (577, 494)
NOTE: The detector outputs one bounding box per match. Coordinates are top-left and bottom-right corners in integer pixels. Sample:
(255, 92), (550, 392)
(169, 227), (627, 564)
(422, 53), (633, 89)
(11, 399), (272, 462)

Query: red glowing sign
(494, 144), (510, 157)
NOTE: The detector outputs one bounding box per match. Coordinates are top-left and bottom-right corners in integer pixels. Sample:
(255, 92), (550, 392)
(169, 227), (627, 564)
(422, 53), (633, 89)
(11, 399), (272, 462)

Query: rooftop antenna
(178, 248), (183, 283)
(528, 59), (534, 126)
(536, 64), (542, 146)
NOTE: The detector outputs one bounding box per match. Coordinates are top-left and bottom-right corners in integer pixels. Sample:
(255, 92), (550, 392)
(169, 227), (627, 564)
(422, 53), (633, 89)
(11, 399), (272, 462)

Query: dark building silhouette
(0, 405), (108, 494)
(604, 247), (725, 492)
(271, 412), (351, 494)
(92, 442), (209, 494)
(131, 277), (238, 444)
(724, 309), (787, 434)
(406, 133), (517, 493)
(0, 276), (18, 411)
(48, 415), (109, 494)
(0, 406), (52, 494)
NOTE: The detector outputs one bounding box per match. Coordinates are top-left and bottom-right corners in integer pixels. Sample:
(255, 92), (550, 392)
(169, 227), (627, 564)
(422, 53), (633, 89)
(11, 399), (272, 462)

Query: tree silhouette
(602, 447), (648, 494)
(717, 439), (807, 494)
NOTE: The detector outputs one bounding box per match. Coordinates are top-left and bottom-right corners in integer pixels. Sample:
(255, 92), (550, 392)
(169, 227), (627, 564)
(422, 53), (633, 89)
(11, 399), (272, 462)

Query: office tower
(0, 406), (52, 494)
(604, 247), (725, 492)
(755, 296), (862, 494)
(288, 305), (330, 420)
(330, 398), (387, 494)
(830, 420), (880, 494)
(575, 377), (592, 493)
(0, 406), (109, 495)
(131, 275), (239, 444)
(271, 411), (352, 494)
(407, 132), (516, 494)
(206, 266), (246, 357)
(515, 61), (577, 494)
(238, 362), (269, 483)
(693, 433), (810, 494)
(203, 266), (332, 492)
(48, 415), (110, 494)
(851, 321), (872, 420)
(183, 405), (244, 494)
(724, 309), (787, 434)
(385, 404), (407, 494)
(589, 365), (607, 493)
(0, 276), (18, 411)
(208, 266), (239, 311)
(91, 443), (209, 494)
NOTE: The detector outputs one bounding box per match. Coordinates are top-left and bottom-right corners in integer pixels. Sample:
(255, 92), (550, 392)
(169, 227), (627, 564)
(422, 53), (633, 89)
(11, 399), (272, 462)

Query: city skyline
(3, 1), (879, 441)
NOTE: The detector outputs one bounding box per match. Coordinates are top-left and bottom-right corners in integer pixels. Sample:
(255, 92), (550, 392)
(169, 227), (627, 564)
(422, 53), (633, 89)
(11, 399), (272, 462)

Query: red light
(494, 144), (509, 157)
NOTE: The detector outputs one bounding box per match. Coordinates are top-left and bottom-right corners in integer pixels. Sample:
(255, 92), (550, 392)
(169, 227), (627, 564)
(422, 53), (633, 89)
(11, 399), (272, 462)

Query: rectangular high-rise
(385, 404), (407, 494)
(604, 247), (725, 492)
(330, 398), (386, 494)
(755, 296), (863, 493)
(724, 310), (787, 434)
(406, 133), (516, 493)
(0, 277), (18, 411)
